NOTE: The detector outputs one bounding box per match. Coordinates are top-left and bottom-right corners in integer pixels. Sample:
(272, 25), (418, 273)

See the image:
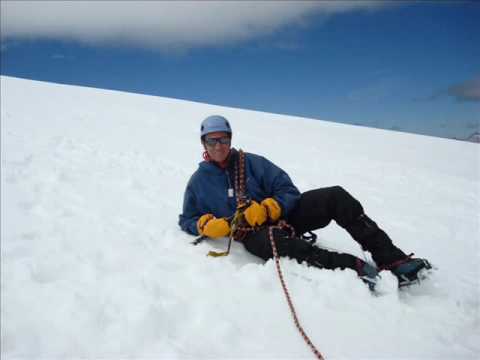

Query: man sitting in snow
(179, 115), (431, 289)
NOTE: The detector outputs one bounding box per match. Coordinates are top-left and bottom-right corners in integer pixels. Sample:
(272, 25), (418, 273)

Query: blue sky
(1, 1), (479, 140)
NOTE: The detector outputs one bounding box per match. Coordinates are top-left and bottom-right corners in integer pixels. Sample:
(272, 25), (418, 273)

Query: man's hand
(261, 198), (282, 222)
(244, 201), (267, 227)
(197, 214), (231, 238)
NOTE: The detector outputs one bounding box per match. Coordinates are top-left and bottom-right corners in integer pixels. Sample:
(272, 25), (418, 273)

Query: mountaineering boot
(304, 245), (379, 291)
(387, 256), (432, 287)
(355, 259), (380, 291)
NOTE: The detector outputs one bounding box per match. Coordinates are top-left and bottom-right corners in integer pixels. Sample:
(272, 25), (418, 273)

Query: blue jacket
(179, 149), (301, 235)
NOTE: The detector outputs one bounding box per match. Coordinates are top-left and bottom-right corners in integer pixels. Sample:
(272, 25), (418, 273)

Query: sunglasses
(204, 136), (231, 146)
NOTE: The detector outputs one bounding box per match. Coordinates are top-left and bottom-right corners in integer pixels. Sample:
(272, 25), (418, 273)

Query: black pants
(242, 186), (407, 271)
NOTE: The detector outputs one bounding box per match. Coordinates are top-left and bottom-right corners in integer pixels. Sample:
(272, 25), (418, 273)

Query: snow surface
(1, 75), (479, 359)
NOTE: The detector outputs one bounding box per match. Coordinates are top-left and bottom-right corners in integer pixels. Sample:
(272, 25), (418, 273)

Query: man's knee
(330, 185), (351, 201)
(276, 236), (312, 261)
(243, 228), (272, 260)
(243, 228), (312, 263)
(328, 186), (364, 227)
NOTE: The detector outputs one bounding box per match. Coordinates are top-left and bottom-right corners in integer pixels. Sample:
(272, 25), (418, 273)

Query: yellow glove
(197, 214), (231, 238)
(261, 198), (282, 222)
(244, 201), (267, 227)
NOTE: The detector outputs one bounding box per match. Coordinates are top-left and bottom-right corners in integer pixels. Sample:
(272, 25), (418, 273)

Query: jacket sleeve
(250, 154), (301, 217)
(178, 181), (201, 236)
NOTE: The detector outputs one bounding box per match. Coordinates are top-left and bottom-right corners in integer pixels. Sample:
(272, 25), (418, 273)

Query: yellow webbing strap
(207, 250), (230, 257)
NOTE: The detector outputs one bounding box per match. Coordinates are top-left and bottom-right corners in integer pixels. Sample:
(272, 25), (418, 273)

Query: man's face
(203, 131), (231, 163)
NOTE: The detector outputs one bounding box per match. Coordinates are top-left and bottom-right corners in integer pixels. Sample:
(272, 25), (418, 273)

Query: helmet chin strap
(202, 150), (211, 162)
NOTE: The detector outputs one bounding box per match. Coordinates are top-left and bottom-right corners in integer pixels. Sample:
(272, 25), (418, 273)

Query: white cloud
(1, 1), (387, 50)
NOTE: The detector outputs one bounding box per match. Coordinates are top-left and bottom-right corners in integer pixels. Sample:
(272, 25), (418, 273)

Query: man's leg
(242, 227), (360, 270)
(287, 186), (407, 268)
(241, 226), (379, 289)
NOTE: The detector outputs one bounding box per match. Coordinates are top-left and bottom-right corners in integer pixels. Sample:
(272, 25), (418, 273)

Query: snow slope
(1, 76), (479, 359)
